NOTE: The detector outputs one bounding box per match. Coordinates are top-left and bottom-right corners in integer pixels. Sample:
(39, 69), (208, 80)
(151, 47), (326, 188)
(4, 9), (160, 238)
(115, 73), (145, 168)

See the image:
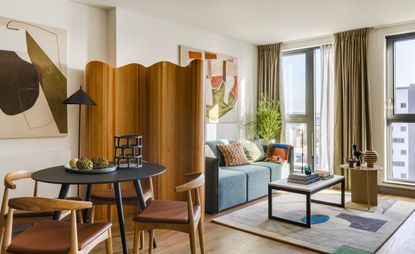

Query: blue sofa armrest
(205, 156), (220, 213)
(262, 143), (294, 173)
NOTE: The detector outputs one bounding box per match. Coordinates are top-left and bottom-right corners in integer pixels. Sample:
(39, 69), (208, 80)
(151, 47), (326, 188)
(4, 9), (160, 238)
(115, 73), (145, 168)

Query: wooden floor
(91, 193), (415, 254)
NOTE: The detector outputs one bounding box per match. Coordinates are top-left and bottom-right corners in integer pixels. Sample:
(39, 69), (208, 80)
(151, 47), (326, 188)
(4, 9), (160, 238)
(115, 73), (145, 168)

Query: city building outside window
(387, 33), (415, 183)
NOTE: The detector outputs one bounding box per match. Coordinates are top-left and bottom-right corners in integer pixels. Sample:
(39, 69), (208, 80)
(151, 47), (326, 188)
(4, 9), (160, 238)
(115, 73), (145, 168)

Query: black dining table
(32, 162), (166, 254)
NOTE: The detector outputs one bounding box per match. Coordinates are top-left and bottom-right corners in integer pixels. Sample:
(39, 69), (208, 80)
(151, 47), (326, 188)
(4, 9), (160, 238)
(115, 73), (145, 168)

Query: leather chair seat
(90, 188), (152, 205)
(7, 220), (111, 254)
(133, 200), (201, 224)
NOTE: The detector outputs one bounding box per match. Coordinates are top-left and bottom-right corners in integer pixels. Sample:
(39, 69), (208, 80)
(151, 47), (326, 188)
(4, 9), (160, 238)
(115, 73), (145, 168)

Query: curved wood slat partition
(83, 60), (204, 219)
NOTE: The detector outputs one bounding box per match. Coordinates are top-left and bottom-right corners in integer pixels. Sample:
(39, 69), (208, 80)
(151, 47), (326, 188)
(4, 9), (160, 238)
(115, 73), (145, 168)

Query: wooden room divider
(82, 60), (204, 219)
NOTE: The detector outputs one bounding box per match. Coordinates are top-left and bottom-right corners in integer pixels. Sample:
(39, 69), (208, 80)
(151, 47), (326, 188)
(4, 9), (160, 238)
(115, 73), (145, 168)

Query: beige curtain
(258, 43), (281, 101)
(257, 43), (284, 141)
(334, 28), (373, 188)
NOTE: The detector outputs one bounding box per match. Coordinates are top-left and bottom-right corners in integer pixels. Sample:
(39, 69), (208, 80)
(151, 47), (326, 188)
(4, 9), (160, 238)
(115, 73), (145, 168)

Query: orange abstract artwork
(180, 45), (238, 123)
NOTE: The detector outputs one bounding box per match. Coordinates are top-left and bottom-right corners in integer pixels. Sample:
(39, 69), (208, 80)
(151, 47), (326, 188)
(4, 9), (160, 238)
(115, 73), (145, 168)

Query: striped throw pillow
(217, 143), (250, 166)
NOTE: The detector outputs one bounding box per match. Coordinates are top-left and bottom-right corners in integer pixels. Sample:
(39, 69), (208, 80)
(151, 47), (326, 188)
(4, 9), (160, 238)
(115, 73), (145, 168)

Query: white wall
(0, 0), (108, 197)
(113, 8), (258, 141)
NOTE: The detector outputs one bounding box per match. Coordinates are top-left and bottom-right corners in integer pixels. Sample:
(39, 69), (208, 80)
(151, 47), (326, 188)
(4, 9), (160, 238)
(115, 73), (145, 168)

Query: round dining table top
(32, 162), (166, 185)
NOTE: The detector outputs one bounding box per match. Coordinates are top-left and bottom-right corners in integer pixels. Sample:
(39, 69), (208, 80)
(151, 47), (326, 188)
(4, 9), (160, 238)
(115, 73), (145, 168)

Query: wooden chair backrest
(174, 172), (204, 226)
(0, 170), (38, 225)
(2, 197), (92, 254)
(8, 197), (92, 212)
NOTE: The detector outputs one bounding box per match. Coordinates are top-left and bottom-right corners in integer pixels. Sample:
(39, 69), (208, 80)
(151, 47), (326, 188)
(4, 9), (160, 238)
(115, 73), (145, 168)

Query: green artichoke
(92, 157), (109, 169)
(76, 157), (93, 170)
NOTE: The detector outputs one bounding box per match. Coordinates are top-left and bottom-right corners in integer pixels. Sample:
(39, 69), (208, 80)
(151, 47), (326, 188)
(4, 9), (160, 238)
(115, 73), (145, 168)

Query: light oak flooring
(91, 193), (415, 254)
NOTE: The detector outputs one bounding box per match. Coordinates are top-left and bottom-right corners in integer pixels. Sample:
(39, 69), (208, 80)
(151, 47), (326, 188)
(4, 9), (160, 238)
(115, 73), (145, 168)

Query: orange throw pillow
(217, 143), (250, 166)
(266, 145), (288, 164)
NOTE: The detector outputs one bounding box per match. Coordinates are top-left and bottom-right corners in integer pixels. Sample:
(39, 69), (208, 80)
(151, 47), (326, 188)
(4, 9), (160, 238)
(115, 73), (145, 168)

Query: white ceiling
(73, 0), (415, 45)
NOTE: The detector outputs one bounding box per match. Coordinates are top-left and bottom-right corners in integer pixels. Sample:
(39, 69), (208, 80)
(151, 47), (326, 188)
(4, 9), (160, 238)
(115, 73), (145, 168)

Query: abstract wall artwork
(0, 17), (67, 138)
(180, 45), (238, 123)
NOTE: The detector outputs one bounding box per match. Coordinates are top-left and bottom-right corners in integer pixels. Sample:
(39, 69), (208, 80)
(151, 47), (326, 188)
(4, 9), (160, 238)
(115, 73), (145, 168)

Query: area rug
(212, 191), (415, 254)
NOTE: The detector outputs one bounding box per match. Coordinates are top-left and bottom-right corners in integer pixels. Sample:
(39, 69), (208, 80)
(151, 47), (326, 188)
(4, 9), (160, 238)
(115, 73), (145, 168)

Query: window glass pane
(394, 39), (415, 114)
(285, 123), (307, 171)
(391, 122), (415, 181)
(283, 53), (306, 115)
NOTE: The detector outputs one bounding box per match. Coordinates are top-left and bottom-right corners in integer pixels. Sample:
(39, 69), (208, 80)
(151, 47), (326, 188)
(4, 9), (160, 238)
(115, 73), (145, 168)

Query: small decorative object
(65, 156), (116, 174)
(76, 157), (93, 170)
(92, 157), (110, 169)
(352, 144), (363, 166)
(304, 165), (313, 175)
(363, 150), (378, 168)
(345, 158), (358, 168)
(114, 135), (143, 168)
(69, 158), (78, 169)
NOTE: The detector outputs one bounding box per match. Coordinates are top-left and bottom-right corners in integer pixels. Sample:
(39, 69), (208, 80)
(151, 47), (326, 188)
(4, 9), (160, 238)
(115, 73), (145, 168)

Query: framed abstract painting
(0, 17), (67, 138)
(180, 45), (238, 123)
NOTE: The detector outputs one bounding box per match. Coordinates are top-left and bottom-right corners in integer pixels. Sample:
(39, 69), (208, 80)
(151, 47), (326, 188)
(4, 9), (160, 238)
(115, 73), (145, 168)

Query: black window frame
(386, 32), (415, 183)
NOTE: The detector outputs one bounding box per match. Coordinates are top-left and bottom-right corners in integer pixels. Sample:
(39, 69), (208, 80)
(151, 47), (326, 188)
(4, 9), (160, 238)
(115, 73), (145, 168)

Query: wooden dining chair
(0, 170), (83, 248)
(132, 173), (205, 254)
(89, 177), (154, 249)
(1, 197), (112, 254)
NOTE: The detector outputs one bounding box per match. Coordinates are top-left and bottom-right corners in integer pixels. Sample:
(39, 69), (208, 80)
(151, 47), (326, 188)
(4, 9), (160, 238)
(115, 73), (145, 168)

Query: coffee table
(268, 175), (345, 228)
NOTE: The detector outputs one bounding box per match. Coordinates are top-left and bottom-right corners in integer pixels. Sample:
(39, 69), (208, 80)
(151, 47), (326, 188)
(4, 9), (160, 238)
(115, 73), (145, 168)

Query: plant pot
(261, 139), (276, 145)
(363, 150), (378, 168)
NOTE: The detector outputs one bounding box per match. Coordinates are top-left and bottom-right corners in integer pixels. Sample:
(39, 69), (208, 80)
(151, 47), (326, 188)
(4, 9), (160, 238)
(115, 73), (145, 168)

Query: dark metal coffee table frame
(268, 177), (345, 228)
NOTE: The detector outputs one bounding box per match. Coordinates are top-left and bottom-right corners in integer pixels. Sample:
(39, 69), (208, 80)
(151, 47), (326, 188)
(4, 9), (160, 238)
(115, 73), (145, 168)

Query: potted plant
(255, 94), (282, 144)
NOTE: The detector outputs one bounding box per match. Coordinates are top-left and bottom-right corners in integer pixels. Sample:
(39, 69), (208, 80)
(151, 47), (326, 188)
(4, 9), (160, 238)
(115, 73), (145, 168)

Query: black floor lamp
(63, 86), (96, 196)
(63, 86), (96, 158)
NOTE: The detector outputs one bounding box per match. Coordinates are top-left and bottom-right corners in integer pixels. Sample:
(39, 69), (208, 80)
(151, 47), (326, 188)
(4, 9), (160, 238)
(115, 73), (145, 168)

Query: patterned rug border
(212, 197), (415, 254)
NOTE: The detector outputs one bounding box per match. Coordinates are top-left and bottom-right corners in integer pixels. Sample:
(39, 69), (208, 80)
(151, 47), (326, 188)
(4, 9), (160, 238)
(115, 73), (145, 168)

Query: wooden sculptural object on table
(82, 60), (205, 219)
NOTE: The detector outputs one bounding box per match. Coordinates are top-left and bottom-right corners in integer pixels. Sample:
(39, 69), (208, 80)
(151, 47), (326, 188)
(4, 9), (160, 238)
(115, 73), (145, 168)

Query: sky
(395, 39), (415, 87)
(282, 49), (321, 115)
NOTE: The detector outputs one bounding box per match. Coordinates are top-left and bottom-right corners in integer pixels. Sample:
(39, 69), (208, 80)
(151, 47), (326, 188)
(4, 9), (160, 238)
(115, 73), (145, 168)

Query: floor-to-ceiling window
(387, 33), (415, 183)
(283, 46), (333, 172)
(283, 48), (320, 171)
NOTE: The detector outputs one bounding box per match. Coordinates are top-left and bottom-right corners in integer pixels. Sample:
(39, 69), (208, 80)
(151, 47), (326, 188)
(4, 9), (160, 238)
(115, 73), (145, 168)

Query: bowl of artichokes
(65, 156), (117, 174)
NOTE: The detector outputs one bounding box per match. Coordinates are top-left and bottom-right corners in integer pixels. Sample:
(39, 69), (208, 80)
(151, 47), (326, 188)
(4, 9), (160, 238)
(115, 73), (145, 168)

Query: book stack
(288, 172), (320, 184)
(315, 170), (333, 180)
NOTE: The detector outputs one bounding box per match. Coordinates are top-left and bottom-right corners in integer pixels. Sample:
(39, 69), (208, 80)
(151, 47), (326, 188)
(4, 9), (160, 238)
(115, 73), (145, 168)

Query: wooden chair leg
(198, 221), (205, 254)
(77, 210), (84, 224)
(189, 229), (196, 254)
(89, 205), (96, 223)
(106, 205), (112, 223)
(140, 230), (144, 250)
(148, 230), (154, 254)
(133, 223), (140, 254)
(105, 228), (113, 254)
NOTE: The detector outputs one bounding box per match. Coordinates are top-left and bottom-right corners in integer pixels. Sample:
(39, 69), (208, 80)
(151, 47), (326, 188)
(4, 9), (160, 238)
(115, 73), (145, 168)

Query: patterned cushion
(266, 144), (289, 163)
(241, 140), (265, 163)
(217, 143), (250, 166)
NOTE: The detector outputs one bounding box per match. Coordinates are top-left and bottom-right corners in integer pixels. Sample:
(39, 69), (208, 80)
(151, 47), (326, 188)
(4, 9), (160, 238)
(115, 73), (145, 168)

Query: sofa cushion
(217, 143), (250, 166)
(223, 165), (270, 201)
(218, 169), (247, 211)
(266, 143), (292, 163)
(206, 140), (229, 166)
(241, 140), (265, 163)
(253, 161), (291, 181)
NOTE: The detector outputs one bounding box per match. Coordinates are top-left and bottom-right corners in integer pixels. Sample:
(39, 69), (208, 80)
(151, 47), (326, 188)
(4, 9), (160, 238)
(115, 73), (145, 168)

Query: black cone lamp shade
(63, 86), (96, 106)
(63, 86), (96, 159)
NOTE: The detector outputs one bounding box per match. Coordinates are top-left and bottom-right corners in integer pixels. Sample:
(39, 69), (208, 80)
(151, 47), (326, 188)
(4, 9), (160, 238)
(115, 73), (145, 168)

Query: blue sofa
(205, 140), (294, 213)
